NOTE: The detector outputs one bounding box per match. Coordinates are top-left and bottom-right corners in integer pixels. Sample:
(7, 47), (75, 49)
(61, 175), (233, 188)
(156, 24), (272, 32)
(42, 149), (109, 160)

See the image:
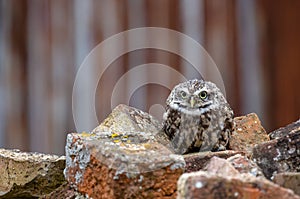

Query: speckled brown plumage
(162, 79), (234, 154)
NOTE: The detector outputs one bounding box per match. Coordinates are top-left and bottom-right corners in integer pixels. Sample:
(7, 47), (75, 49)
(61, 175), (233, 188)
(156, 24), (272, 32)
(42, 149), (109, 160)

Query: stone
(269, 118), (300, 139)
(92, 104), (171, 149)
(64, 131), (185, 199)
(177, 170), (300, 199)
(183, 150), (245, 173)
(178, 156), (300, 198)
(203, 156), (240, 176)
(42, 182), (87, 199)
(252, 130), (300, 179)
(273, 172), (300, 196)
(229, 113), (269, 154)
(0, 148), (65, 198)
(92, 104), (162, 135)
(199, 155), (264, 178)
(227, 154), (264, 177)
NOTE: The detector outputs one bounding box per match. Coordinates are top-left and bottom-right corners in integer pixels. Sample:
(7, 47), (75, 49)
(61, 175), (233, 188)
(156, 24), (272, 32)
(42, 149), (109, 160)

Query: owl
(162, 79), (234, 154)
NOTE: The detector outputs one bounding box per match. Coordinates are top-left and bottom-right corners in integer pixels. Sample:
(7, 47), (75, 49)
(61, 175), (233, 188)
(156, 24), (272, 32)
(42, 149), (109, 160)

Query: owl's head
(166, 79), (228, 115)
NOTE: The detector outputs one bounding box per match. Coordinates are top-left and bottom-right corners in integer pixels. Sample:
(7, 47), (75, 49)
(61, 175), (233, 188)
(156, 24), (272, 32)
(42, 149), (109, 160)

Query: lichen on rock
(65, 113), (185, 198)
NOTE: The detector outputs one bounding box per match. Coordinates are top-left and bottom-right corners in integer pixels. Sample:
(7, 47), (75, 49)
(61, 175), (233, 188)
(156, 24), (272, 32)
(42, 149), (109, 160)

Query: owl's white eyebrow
(179, 88), (189, 93)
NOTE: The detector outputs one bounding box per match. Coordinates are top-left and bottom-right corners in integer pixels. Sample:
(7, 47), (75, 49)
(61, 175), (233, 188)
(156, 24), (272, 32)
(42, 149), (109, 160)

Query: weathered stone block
(229, 113), (269, 154)
(269, 118), (300, 139)
(273, 172), (300, 196)
(252, 130), (300, 179)
(183, 150), (245, 173)
(178, 157), (300, 199)
(177, 171), (300, 199)
(64, 131), (185, 199)
(227, 154), (264, 177)
(92, 104), (171, 150)
(0, 149), (65, 198)
(202, 156), (240, 176)
(92, 104), (162, 135)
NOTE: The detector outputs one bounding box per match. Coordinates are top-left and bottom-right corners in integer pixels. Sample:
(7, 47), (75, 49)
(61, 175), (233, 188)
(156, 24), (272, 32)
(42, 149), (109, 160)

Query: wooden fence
(0, 0), (299, 155)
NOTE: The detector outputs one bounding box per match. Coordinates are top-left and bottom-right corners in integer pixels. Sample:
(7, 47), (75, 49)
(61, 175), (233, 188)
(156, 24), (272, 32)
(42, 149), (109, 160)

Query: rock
(177, 170), (300, 199)
(273, 172), (300, 196)
(227, 154), (264, 177)
(202, 156), (263, 177)
(252, 130), (300, 179)
(178, 156), (300, 198)
(229, 113), (269, 154)
(92, 104), (171, 150)
(203, 156), (240, 176)
(183, 150), (245, 173)
(64, 131), (185, 199)
(92, 104), (162, 135)
(0, 148), (65, 198)
(269, 118), (300, 139)
(42, 182), (86, 199)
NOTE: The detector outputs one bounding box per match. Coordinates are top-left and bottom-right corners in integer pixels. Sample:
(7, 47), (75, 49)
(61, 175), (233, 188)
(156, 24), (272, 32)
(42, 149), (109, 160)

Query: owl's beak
(190, 97), (195, 108)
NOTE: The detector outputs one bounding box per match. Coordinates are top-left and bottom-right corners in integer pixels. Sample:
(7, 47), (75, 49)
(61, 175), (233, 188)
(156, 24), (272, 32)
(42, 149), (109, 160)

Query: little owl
(162, 79), (234, 154)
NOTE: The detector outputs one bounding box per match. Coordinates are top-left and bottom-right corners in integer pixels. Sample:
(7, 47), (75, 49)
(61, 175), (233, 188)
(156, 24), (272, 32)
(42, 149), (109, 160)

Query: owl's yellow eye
(199, 91), (208, 99)
(180, 91), (188, 98)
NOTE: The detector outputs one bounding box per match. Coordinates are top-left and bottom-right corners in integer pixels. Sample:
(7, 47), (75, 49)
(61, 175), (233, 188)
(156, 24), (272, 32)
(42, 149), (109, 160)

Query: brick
(183, 150), (245, 173)
(229, 113), (269, 154)
(227, 154), (264, 177)
(177, 170), (300, 199)
(203, 156), (240, 176)
(64, 131), (185, 199)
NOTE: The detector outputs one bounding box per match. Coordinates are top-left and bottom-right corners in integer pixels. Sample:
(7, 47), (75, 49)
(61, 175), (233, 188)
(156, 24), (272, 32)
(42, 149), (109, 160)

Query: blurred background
(0, 0), (300, 155)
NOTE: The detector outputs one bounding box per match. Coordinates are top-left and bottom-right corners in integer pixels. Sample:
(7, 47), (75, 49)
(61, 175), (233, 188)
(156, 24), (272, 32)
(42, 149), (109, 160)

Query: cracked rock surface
(252, 124), (300, 179)
(2, 104), (300, 198)
(0, 149), (65, 198)
(64, 131), (185, 199)
(177, 157), (300, 199)
(229, 113), (269, 155)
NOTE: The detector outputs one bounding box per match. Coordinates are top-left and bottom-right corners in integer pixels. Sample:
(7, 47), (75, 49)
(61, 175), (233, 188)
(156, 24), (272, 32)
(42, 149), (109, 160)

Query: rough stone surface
(0, 148), (65, 198)
(42, 182), (87, 199)
(227, 154), (264, 177)
(62, 105), (299, 198)
(269, 118), (300, 139)
(178, 157), (299, 199)
(92, 104), (162, 135)
(64, 131), (185, 199)
(203, 156), (240, 176)
(92, 104), (171, 149)
(252, 130), (300, 179)
(229, 113), (269, 154)
(273, 172), (300, 196)
(183, 150), (245, 173)
(177, 171), (300, 199)
(199, 155), (264, 178)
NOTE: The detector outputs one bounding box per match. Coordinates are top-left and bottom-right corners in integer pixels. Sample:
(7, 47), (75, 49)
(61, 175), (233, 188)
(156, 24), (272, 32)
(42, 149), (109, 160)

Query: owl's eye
(199, 91), (208, 99)
(180, 91), (188, 98)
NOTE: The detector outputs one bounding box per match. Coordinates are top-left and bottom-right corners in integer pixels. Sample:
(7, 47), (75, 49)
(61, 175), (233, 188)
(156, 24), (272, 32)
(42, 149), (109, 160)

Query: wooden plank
(50, 0), (75, 154)
(27, 0), (52, 153)
(259, 0), (300, 130)
(1, 0), (29, 150)
(204, 0), (241, 116)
